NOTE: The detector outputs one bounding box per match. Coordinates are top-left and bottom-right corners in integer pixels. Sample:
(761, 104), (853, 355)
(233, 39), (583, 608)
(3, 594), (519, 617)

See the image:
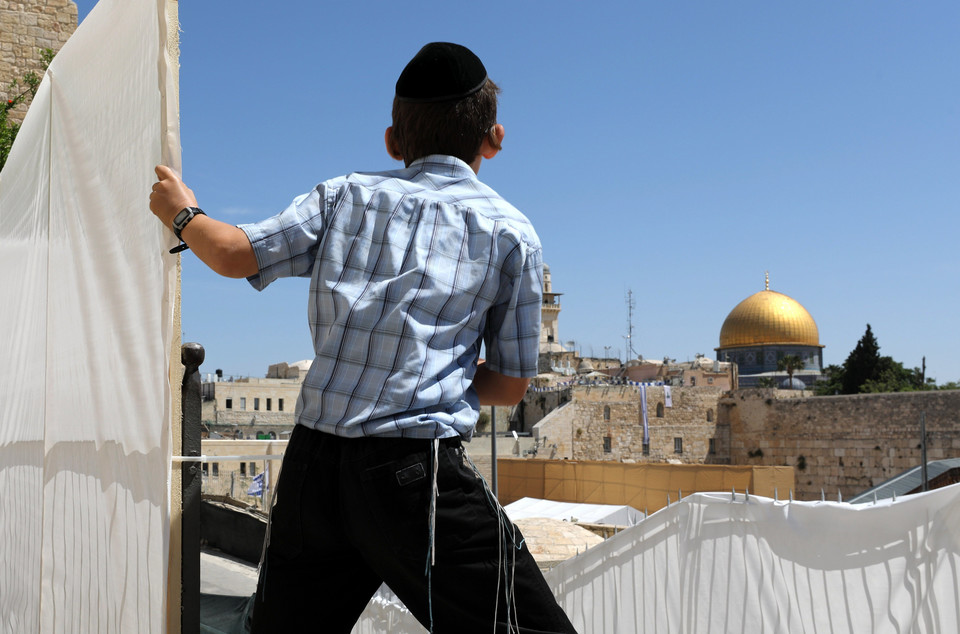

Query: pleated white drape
(0, 0), (179, 631)
(351, 486), (960, 633)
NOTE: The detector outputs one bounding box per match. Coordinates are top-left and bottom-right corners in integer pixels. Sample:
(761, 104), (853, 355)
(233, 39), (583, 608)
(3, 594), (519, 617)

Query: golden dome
(718, 289), (821, 348)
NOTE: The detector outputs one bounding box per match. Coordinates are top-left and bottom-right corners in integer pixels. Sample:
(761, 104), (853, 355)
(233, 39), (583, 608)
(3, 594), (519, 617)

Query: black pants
(250, 425), (577, 633)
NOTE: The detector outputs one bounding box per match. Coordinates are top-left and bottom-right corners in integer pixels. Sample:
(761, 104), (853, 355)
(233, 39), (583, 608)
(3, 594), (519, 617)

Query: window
(240, 462), (247, 476)
(706, 409), (714, 422)
(225, 398), (233, 409)
(212, 462), (219, 477)
(674, 437), (683, 454)
(656, 403), (664, 418)
(254, 398), (260, 411)
(603, 406), (611, 421)
(201, 463), (209, 476)
(709, 438), (716, 454)
(240, 397), (246, 410)
(603, 436), (612, 453)
(689, 376), (696, 386)
(642, 443), (650, 456)
(266, 398), (272, 411)
(708, 377), (714, 384)
(278, 398), (284, 412)
(250, 462), (257, 476)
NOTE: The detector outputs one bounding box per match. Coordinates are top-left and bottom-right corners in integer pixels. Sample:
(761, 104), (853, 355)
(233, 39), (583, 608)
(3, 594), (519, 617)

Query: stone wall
(518, 388), (572, 432)
(533, 385), (723, 464)
(0, 0), (77, 122)
(719, 389), (960, 501)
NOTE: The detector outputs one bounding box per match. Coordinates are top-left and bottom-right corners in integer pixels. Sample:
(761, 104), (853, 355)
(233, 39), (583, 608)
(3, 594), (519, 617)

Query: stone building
(201, 362), (311, 439)
(1, 0), (77, 122)
(531, 384), (724, 464)
(716, 274), (824, 388)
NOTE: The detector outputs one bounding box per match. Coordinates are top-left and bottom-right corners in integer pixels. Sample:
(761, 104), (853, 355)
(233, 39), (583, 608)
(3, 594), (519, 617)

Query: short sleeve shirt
(238, 155), (543, 439)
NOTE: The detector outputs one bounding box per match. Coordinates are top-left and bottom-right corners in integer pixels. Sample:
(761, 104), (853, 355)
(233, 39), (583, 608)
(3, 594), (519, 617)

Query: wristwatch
(172, 206), (205, 240)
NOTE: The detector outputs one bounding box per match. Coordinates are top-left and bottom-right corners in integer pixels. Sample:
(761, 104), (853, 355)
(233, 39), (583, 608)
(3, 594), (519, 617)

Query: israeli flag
(247, 472), (265, 497)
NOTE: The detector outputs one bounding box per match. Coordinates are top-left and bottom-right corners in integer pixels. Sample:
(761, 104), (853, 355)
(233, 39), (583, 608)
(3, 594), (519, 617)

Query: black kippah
(395, 42), (488, 103)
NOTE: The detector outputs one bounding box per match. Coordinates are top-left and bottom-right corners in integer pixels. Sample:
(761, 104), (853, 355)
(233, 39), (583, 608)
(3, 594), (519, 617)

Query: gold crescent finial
(765, 271), (769, 291)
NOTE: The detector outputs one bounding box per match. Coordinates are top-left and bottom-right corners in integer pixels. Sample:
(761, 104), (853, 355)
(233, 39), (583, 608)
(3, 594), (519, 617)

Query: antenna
(624, 289), (637, 359)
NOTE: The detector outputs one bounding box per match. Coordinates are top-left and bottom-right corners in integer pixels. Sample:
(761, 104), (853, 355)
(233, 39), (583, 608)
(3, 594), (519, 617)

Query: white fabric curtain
(0, 0), (179, 631)
(352, 485), (960, 633)
(547, 485), (960, 634)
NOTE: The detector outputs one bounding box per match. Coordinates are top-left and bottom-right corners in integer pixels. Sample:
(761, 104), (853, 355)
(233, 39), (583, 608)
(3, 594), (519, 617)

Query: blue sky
(75, 1), (960, 383)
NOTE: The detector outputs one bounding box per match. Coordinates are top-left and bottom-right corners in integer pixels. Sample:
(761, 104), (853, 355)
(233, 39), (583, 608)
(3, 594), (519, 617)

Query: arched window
(603, 406), (611, 421)
(706, 409), (714, 422)
(656, 402), (664, 418)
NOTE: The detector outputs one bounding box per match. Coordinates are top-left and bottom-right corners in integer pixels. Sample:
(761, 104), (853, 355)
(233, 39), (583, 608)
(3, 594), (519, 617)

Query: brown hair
(391, 79), (501, 166)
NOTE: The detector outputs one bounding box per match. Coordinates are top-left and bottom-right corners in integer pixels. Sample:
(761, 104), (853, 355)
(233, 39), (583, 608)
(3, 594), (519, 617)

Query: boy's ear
(384, 127), (404, 161)
(480, 124), (505, 159)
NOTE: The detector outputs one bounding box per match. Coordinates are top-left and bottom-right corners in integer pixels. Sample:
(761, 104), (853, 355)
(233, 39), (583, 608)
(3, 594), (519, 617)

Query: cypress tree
(841, 324), (881, 394)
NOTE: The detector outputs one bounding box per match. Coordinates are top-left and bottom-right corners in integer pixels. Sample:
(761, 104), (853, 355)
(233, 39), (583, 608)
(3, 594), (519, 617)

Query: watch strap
(172, 206), (205, 240)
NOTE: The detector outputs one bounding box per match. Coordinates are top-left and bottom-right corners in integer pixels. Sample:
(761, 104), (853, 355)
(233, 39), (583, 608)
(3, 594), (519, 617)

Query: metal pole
(181, 342), (204, 634)
(490, 406), (498, 498)
(920, 411), (928, 492)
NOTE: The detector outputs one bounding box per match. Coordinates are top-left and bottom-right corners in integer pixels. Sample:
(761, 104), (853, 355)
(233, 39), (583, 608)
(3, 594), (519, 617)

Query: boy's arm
(149, 165), (258, 279)
(473, 361), (530, 406)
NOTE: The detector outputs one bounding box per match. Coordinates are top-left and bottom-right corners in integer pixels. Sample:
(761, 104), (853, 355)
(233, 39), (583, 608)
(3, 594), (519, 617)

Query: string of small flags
(530, 379), (665, 393)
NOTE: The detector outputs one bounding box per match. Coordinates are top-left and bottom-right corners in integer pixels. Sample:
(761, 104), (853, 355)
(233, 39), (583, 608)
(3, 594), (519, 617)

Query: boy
(150, 42), (576, 633)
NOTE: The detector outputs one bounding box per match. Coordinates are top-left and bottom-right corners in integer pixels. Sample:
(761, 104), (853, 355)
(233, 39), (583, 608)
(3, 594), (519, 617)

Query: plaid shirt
(239, 155), (542, 439)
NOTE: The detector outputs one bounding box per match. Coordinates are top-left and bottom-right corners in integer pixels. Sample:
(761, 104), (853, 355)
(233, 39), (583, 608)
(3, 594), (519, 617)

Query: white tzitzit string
(429, 438), (440, 566)
(425, 438), (441, 632)
(256, 459), (283, 589)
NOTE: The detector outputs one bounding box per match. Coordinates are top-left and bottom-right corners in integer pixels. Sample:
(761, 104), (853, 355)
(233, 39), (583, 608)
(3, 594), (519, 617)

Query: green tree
(841, 324), (882, 394)
(814, 364), (844, 395)
(816, 324), (931, 394)
(777, 354), (805, 389)
(1, 48), (54, 171)
(860, 359), (915, 393)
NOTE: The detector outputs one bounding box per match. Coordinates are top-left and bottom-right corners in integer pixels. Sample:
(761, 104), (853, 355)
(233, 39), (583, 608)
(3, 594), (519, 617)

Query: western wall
(719, 388), (960, 501)
(528, 383), (960, 502)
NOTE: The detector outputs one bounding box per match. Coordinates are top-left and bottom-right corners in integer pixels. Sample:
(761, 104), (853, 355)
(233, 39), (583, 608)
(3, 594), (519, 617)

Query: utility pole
(920, 411), (928, 492)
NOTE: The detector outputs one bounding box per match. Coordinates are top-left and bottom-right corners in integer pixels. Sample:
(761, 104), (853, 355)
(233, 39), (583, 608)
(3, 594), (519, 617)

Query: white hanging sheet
(546, 485), (960, 634)
(351, 485), (960, 633)
(0, 0), (179, 631)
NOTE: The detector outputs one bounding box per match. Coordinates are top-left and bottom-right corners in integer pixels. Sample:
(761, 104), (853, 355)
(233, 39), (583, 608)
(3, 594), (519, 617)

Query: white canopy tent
(505, 496), (645, 526)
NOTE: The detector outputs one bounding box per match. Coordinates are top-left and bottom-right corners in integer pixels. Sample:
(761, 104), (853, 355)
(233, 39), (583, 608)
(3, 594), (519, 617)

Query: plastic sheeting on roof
(0, 0), (179, 630)
(352, 485), (960, 633)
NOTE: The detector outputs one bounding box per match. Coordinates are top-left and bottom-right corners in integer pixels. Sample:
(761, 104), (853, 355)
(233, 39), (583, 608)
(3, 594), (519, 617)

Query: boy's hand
(150, 165), (198, 229)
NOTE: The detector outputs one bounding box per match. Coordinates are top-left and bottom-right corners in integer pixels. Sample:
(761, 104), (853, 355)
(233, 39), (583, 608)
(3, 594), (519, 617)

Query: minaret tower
(540, 264), (563, 353)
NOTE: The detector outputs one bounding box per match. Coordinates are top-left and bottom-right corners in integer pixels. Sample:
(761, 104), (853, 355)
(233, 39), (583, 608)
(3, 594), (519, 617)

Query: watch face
(173, 208), (191, 228)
